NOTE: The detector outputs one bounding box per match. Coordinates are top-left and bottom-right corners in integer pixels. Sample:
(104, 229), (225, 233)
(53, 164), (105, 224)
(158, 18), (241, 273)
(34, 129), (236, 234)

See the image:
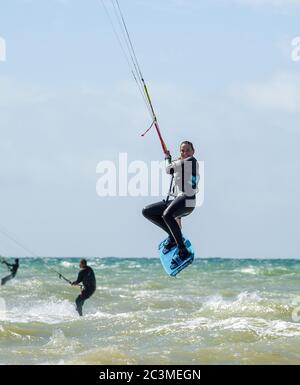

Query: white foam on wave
(88, 310), (138, 321)
(233, 265), (294, 276)
(134, 290), (153, 300)
(209, 317), (300, 338)
(239, 267), (258, 275)
(5, 298), (77, 324)
(42, 329), (81, 353)
(86, 306), (171, 322)
(60, 261), (74, 268)
(200, 291), (277, 315)
(86, 261), (98, 267)
(17, 278), (44, 289)
(144, 316), (300, 338)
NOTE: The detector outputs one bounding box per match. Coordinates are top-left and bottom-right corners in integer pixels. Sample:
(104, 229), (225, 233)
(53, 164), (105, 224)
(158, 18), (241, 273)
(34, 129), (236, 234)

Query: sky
(0, 0), (300, 258)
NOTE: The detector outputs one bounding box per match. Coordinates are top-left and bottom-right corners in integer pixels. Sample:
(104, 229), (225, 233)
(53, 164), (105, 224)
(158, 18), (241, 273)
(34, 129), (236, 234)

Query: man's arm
(72, 270), (83, 286)
(165, 152), (182, 175)
(2, 261), (12, 268)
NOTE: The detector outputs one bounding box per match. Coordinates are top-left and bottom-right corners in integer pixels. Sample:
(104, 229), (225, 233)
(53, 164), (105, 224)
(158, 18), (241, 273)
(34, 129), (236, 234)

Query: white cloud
(230, 72), (300, 111)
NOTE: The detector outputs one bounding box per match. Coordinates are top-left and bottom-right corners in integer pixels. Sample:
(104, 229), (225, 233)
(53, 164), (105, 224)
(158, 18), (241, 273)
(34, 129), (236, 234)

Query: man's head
(79, 259), (87, 269)
(180, 141), (195, 159)
(15, 258), (19, 264)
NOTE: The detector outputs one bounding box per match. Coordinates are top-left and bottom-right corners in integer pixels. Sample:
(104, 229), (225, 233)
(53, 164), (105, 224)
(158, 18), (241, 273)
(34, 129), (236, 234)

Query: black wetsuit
(73, 266), (96, 316)
(143, 156), (199, 251)
(1, 260), (19, 286)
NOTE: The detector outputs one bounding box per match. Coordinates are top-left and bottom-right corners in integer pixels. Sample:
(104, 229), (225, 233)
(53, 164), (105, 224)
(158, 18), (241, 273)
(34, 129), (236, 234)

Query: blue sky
(0, 0), (300, 258)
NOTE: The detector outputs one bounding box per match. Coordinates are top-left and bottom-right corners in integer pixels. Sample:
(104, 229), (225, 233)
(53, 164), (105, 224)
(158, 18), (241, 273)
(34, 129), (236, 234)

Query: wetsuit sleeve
(73, 270), (84, 285)
(3, 261), (13, 268)
(165, 158), (182, 175)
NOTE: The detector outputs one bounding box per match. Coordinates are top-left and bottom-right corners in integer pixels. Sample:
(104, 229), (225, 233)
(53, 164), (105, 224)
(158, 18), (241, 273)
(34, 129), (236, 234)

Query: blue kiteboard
(158, 237), (194, 277)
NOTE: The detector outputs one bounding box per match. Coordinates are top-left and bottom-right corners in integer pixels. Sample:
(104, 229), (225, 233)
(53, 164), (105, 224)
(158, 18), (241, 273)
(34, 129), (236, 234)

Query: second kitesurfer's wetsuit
(73, 266), (96, 316)
(1, 259), (19, 286)
(143, 155), (199, 256)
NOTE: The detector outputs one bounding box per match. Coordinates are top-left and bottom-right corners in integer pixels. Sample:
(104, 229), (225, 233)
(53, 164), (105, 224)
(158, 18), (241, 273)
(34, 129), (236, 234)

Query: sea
(0, 257), (300, 365)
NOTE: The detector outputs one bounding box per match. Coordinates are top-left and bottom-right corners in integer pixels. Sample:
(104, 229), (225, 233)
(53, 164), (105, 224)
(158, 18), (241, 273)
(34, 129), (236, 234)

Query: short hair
(181, 141), (195, 152)
(80, 259), (87, 267)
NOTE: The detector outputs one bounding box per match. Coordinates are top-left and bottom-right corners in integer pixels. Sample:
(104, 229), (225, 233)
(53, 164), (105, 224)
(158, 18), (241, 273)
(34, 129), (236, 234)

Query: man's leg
(1, 274), (13, 286)
(142, 201), (174, 239)
(162, 196), (194, 250)
(75, 294), (85, 317)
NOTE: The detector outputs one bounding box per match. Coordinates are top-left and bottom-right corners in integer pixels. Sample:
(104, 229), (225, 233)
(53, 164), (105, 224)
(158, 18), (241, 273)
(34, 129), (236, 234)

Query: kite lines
(100, 0), (169, 155)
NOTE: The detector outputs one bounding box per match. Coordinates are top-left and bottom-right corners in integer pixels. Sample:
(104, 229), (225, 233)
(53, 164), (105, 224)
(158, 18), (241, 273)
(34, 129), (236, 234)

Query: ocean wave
(198, 291), (291, 317)
(232, 265), (297, 277)
(3, 298), (77, 324)
(67, 346), (136, 365)
(238, 267), (258, 275)
(41, 329), (81, 353)
(144, 316), (300, 339)
(59, 261), (76, 268)
(0, 323), (46, 342)
(1, 257), (300, 364)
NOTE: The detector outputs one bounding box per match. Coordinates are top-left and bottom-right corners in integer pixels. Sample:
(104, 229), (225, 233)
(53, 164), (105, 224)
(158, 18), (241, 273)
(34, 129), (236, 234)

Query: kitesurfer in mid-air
(1, 258), (19, 286)
(143, 141), (199, 269)
(72, 259), (96, 316)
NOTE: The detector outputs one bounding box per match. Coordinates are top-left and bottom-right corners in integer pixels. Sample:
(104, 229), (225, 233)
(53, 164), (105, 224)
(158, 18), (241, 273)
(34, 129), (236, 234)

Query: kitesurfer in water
(142, 141), (199, 269)
(1, 258), (19, 286)
(72, 259), (96, 316)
